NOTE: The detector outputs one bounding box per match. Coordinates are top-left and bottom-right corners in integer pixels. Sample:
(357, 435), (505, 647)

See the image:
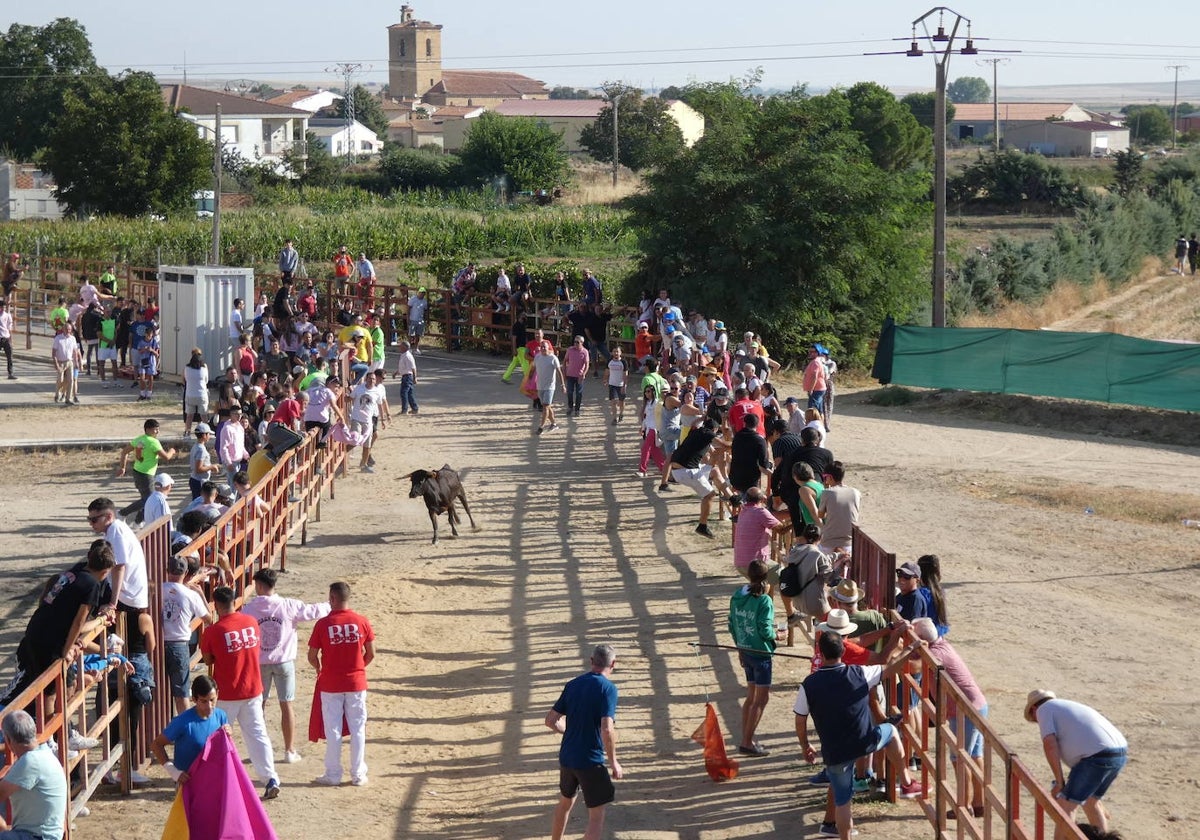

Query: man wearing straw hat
(1024, 690), (1127, 837)
(795, 621), (925, 839)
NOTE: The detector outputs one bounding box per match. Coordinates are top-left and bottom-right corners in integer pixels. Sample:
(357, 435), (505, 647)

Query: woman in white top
(182, 348), (209, 435)
(803, 408), (826, 447)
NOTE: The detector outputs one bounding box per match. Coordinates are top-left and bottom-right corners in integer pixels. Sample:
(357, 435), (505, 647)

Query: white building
(308, 118), (382, 157)
(267, 88), (343, 114)
(161, 84), (308, 174)
(0, 160), (64, 221)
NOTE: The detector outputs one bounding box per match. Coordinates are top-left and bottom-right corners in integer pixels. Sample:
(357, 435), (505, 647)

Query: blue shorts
(807, 391), (825, 412)
(826, 723), (896, 807)
(1062, 748), (1126, 804)
(739, 652), (772, 687)
(607, 385), (626, 401)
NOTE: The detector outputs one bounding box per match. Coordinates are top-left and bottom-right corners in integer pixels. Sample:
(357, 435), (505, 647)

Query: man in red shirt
(201, 586), (280, 799)
(236, 335), (257, 385)
(308, 582), (375, 786)
(332, 246), (353, 295)
(271, 390), (304, 430)
(728, 387), (766, 435)
(296, 282), (318, 319)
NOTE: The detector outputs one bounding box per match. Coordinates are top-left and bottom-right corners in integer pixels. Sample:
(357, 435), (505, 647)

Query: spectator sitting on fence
(0, 710), (68, 840)
(493, 267), (512, 313)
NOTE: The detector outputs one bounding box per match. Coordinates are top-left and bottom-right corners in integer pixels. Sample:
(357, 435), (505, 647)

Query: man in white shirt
(51, 324), (81, 405)
(142, 473), (175, 526)
(87, 497), (150, 624)
(350, 371), (389, 473)
(229, 298), (245, 344)
(393, 342), (419, 415)
(406, 287), (428, 354)
(161, 554), (213, 712)
(532, 340), (565, 435)
(0, 299), (15, 379)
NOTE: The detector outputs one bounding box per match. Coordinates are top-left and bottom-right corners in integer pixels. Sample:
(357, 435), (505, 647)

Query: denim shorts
(1062, 747), (1127, 804)
(164, 640), (193, 699)
(827, 723), (896, 807)
(739, 652), (773, 687)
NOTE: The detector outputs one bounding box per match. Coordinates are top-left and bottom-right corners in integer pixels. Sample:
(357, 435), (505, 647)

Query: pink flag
(182, 728), (278, 839)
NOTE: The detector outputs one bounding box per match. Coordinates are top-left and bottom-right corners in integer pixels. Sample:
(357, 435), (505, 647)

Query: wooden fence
(0, 424), (349, 835)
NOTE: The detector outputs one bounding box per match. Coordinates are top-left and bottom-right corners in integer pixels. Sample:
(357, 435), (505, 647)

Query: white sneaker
(129, 770), (151, 784)
(313, 775), (340, 786)
(351, 776), (368, 786)
(69, 728), (101, 751)
(285, 751), (302, 764)
(414, 348), (422, 355)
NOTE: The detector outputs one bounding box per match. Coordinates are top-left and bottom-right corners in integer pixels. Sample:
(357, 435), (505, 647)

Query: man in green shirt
(640, 358), (668, 401)
(48, 297), (70, 332)
(97, 307), (119, 384)
(117, 418), (177, 523)
(298, 358), (329, 391)
(99, 265), (118, 296)
(366, 313), (386, 375)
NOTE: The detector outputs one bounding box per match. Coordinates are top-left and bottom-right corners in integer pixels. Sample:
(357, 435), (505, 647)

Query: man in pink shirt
(803, 346), (828, 413)
(218, 405), (249, 488)
(563, 335), (590, 417)
(733, 487), (787, 587)
(241, 568), (330, 763)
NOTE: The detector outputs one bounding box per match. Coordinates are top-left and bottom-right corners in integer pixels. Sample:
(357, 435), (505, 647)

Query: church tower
(388, 5), (443, 100)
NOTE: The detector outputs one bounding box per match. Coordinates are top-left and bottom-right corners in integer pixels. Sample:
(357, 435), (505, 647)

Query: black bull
(406, 464), (479, 544)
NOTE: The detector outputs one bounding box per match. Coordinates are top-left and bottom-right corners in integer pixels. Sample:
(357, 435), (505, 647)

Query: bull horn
(429, 470), (438, 479)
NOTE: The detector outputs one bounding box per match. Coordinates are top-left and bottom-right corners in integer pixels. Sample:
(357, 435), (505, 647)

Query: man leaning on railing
(0, 710), (68, 840)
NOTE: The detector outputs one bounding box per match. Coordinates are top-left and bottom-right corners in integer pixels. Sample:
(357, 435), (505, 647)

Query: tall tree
(1122, 105), (1172, 145)
(844, 82), (931, 171)
(899, 92), (956, 133)
(947, 76), (991, 104)
(459, 112), (569, 191)
(627, 82), (930, 364)
(579, 88), (686, 171)
(0, 18), (98, 159)
(548, 86), (597, 100)
(1111, 149), (1144, 197)
(41, 71), (211, 216)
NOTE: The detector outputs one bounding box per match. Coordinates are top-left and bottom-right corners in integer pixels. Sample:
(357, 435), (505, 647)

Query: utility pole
(328, 63), (364, 165)
(212, 103), (222, 266)
(978, 57), (1009, 153)
(1167, 64), (1188, 149)
(600, 82), (626, 188)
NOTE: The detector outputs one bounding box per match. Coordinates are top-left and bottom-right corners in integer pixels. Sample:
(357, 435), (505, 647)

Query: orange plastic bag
(690, 702), (739, 781)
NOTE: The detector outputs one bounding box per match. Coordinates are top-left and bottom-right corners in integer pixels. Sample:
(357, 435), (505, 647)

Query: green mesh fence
(873, 320), (1200, 412)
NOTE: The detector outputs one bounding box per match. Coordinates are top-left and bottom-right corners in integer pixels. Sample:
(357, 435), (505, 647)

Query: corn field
(0, 205), (636, 267)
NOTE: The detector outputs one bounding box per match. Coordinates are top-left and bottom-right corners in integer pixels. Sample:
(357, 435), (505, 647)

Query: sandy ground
(1, 350), (1197, 840)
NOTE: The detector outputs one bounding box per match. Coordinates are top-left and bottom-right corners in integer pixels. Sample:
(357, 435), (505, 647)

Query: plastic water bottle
(1183, 519), (1200, 529)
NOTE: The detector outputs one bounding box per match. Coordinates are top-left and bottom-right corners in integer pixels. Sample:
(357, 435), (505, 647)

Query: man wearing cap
(895, 561), (928, 622)
(796, 626), (925, 839)
(143, 473), (176, 526)
(117, 419), (178, 523)
(332, 246), (353, 295)
(633, 321), (656, 362)
(804, 346), (829, 413)
(1024, 691), (1127, 836)
(0, 298), (15, 379)
(407, 287), (428, 354)
(189, 423), (221, 500)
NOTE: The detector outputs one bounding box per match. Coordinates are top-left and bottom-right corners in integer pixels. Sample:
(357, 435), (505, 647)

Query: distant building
(951, 102), (1094, 143)
(490, 98), (705, 153)
(1002, 121), (1131, 157)
(387, 5), (548, 107)
(0, 160), (64, 221)
(267, 89), (343, 114)
(161, 84), (309, 173)
(308, 118), (382, 156)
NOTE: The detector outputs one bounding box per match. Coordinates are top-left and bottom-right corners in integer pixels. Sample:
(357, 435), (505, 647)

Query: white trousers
(219, 694), (277, 783)
(321, 690), (368, 782)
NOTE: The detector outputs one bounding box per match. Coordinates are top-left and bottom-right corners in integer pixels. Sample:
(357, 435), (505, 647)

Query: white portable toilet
(157, 266), (255, 377)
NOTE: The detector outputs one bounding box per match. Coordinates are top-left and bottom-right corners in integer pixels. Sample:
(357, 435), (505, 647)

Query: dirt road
(1, 352), (1195, 840)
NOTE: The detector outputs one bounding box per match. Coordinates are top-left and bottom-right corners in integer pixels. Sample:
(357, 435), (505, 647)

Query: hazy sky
(11, 2), (1200, 94)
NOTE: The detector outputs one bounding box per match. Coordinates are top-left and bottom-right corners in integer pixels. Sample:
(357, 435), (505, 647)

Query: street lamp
(869, 9), (1014, 327)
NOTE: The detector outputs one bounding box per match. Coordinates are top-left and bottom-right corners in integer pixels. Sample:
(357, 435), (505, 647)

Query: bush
(866, 386), (922, 406)
(379, 146), (465, 192)
(948, 150), (1085, 211)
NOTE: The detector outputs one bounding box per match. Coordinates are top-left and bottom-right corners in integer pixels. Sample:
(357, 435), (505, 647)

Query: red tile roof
(493, 99), (605, 118)
(161, 84), (308, 117)
(426, 70), (547, 98)
(952, 102), (1077, 122)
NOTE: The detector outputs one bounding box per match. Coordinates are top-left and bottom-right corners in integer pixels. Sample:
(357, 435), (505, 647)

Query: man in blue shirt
(151, 675), (229, 785)
(0, 711), (67, 840)
(544, 644), (623, 840)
